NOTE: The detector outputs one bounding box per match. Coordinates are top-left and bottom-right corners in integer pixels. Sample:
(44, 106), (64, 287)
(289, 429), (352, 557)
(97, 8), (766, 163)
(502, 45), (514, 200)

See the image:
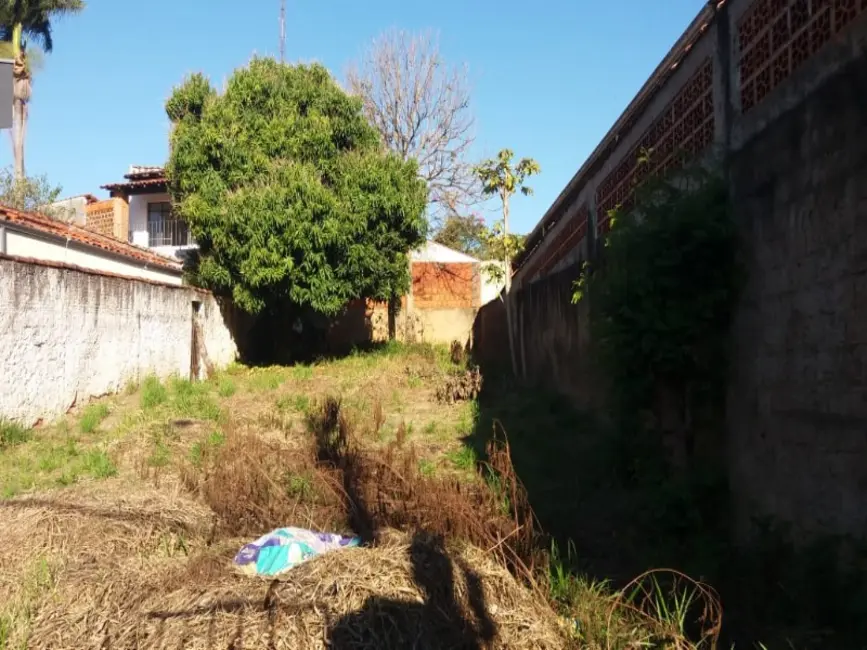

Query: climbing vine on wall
(573, 160), (743, 469)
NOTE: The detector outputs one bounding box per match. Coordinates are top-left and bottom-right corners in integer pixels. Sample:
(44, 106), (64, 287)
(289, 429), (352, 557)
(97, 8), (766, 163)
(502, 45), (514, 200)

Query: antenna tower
(279, 0), (286, 63)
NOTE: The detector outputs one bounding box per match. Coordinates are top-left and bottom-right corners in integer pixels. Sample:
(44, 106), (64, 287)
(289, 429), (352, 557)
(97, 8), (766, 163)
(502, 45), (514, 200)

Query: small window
(146, 201), (189, 247)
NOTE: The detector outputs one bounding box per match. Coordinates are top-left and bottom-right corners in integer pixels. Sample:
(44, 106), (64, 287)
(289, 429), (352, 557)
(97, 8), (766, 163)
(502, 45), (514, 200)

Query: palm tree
(0, 1), (85, 181)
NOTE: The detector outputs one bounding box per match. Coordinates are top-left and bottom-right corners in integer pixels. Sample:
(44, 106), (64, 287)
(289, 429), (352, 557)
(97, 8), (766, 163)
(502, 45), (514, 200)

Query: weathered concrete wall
(726, 48), (867, 540)
(475, 2), (867, 541)
(0, 257), (237, 425)
(413, 307), (477, 345)
(514, 264), (598, 405)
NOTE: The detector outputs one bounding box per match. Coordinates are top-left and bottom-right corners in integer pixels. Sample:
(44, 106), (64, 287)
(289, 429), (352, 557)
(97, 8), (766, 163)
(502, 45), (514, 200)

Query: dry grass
(0, 343), (724, 650)
(182, 396), (542, 580)
(26, 532), (564, 650)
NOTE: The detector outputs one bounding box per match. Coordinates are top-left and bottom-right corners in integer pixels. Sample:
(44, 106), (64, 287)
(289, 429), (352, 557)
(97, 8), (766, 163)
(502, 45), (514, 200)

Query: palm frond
(0, 0), (85, 53)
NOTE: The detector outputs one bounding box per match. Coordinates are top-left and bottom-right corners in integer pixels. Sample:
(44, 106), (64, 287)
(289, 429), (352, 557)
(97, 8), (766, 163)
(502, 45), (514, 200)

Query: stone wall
(0, 257), (237, 425)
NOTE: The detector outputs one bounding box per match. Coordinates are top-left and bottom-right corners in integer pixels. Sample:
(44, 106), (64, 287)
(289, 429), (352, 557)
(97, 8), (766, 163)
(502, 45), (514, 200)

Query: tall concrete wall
(727, 46), (867, 540)
(476, 1), (867, 540)
(0, 257), (237, 425)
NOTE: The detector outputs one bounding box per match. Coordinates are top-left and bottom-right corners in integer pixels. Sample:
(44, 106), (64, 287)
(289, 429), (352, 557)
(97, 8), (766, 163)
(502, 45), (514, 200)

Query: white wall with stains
(0, 257), (237, 425)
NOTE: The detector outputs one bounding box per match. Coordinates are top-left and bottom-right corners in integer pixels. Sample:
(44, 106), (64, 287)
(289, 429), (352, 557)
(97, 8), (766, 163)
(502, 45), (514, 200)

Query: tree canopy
(166, 59), (428, 315)
(346, 29), (478, 228)
(434, 212), (526, 262)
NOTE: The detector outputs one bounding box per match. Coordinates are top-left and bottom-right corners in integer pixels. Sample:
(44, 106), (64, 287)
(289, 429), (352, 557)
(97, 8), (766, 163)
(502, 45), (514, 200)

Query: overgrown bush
(573, 160), (742, 472)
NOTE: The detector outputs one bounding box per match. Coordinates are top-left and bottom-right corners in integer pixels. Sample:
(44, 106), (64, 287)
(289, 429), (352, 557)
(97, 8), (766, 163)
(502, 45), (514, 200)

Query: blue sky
(4, 0), (702, 235)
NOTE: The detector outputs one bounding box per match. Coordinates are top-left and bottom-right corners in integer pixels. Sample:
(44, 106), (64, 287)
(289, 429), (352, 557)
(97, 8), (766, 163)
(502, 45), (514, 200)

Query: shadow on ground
(327, 532), (497, 650)
(463, 368), (867, 649)
(461, 374), (650, 584)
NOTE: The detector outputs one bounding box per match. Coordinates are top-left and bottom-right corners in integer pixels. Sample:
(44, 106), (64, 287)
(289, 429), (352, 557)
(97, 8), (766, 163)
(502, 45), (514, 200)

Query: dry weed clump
(449, 339), (468, 365)
(435, 366), (483, 404)
(182, 395), (542, 582)
(180, 423), (348, 537)
(302, 397), (544, 582)
(28, 532), (567, 650)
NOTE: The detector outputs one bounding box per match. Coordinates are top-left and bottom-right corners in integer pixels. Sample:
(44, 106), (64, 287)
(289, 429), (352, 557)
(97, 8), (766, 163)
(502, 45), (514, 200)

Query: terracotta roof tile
(0, 204), (182, 272)
(101, 176), (167, 192)
(126, 165), (165, 179)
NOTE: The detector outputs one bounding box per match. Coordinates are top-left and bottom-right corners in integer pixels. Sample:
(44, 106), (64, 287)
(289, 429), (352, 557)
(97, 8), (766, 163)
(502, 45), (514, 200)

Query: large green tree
(0, 0), (85, 181)
(166, 59), (428, 315)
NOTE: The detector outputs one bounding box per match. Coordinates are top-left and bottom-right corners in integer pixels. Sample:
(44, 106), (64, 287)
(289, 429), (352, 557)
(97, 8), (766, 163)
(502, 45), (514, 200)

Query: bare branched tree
(346, 29), (479, 228)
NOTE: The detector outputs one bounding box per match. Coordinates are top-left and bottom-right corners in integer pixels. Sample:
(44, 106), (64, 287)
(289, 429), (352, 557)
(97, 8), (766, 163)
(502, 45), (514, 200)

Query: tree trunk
(502, 193), (519, 378)
(11, 25), (29, 183)
(12, 99), (24, 181)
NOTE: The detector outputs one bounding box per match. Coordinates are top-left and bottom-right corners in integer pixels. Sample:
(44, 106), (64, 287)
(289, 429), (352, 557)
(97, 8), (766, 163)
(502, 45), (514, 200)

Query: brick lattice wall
(595, 57), (715, 236)
(85, 200), (116, 238)
(738, 0), (867, 113)
(412, 262), (477, 309)
(521, 0), (867, 283)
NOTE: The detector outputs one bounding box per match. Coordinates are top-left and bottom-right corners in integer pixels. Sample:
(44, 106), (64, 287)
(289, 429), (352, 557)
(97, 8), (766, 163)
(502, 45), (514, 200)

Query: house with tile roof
(101, 165), (195, 261)
(0, 204), (183, 285)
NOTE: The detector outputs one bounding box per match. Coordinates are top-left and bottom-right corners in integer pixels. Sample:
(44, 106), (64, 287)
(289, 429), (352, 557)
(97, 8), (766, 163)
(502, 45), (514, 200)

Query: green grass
(167, 378), (222, 421)
(276, 394), (311, 414)
(0, 555), (58, 649)
(216, 376), (236, 398)
(285, 472), (315, 500)
(447, 445), (477, 471)
(0, 431), (120, 498)
(225, 362), (246, 376)
(188, 429), (227, 468)
(188, 442), (205, 468)
(455, 401), (478, 436)
(291, 364), (314, 381)
(249, 368), (284, 391)
(418, 459), (437, 477)
(206, 429), (226, 448)
(37, 438), (79, 473)
(148, 438), (171, 468)
(82, 449), (117, 479)
(140, 376), (168, 409)
(79, 403), (110, 434)
(407, 374), (423, 389)
(0, 419), (31, 449)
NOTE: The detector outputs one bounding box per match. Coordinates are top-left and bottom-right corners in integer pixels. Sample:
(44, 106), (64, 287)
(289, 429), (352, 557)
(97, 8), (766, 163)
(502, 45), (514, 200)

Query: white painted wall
(411, 240), (480, 263)
(480, 261), (506, 305)
(0, 257), (238, 425)
(42, 196), (89, 225)
(4, 227), (182, 285)
(128, 192), (171, 246)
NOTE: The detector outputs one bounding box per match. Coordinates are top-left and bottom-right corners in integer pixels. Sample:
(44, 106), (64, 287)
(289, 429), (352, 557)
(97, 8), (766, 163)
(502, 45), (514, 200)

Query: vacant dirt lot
(0, 343), (721, 650)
